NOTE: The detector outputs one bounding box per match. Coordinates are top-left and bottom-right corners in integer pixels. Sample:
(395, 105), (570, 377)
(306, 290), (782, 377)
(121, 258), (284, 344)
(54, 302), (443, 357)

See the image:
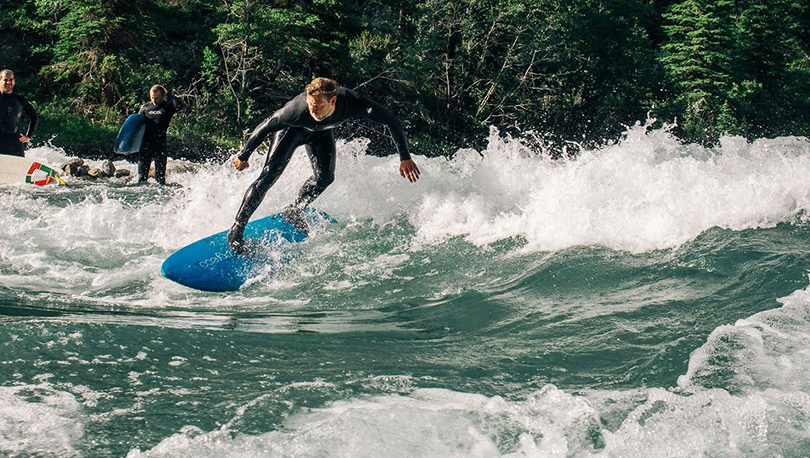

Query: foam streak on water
(2, 126), (810, 456)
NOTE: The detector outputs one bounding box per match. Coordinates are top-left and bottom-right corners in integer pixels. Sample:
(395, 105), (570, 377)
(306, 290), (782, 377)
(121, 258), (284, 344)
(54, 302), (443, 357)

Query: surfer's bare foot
(227, 223), (247, 254)
(282, 206), (309, 234)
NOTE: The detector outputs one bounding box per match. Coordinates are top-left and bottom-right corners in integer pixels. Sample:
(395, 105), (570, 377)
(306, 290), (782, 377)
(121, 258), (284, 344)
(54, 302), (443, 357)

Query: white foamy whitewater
(2, 123), (810, 458)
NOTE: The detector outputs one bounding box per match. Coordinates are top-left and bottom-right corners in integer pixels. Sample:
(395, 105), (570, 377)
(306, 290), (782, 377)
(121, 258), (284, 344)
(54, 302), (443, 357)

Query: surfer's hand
(233, 157), (249, 171)
(18, 135), (30, 144)
(400, 159), (420, 183)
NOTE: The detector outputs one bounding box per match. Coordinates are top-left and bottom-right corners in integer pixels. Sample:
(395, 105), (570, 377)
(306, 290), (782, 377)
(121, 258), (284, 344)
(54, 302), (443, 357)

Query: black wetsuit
(0, 92), (38, 157)
(138, 94), (184, 184)
(232, 87), (410, 231)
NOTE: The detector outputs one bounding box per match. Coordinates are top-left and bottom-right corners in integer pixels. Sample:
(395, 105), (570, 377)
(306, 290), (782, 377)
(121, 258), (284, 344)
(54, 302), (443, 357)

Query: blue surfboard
(161, 209), (333, 292)
(114, 114), (146, 155)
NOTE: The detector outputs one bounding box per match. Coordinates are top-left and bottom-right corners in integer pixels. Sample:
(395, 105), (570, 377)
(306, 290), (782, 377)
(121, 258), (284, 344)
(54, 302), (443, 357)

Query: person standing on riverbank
(138, 85), (184, 184)
(0, 69), (39, 157)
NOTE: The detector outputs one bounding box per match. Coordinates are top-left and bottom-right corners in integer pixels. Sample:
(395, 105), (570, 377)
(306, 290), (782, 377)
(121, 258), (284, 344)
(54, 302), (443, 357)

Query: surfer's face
(307, 94), (336, 122)
(1, 73), (15, 94)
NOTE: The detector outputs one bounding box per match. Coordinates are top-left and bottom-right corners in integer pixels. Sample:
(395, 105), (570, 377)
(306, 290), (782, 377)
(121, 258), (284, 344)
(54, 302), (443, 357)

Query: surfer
(227, 77), (420, 252)
(0, 69), (39, 157)
(137, 85), (184, 184)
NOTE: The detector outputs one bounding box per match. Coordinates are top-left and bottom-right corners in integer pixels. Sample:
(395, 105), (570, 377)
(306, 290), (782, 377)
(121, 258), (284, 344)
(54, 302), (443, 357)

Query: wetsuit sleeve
(138, 104), (148, 115)
(353, 95), (411, 161)
(237, 98), (303, 162)
(237, 115), (284, 161)
(20, 96), (38, 138)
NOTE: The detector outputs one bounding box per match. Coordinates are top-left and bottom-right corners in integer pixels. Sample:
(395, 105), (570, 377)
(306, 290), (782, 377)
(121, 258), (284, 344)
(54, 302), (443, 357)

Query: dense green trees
(659, 0), (810, 142)
(660, 0), (737, 140)
(0, 0), (807, 159)
(732, 0), (810, 139)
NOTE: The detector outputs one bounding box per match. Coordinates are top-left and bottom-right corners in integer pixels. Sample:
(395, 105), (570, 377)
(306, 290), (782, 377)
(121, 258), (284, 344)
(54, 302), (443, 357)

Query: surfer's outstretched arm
(237, 115), (282, 163)
(360, 98), (411, 161)
(233, 115), (283, 171)
(347, 92), (420, 182)
(236, 96), (305, 165)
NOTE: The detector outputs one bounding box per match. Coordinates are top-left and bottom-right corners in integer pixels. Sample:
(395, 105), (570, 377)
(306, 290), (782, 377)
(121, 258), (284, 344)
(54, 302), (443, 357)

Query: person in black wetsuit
(227, 77), (420, 252)
(137, 85), (184, 184)
(0, 69), (39, 157)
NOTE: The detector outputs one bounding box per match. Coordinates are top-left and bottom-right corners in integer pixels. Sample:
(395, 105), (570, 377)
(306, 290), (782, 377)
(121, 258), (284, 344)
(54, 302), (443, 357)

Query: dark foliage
(2, 0), (808, 160)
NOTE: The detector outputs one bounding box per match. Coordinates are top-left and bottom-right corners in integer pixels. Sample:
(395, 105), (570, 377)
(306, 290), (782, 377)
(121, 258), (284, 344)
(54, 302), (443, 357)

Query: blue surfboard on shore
(161, 209), (333, 292)
(114, 114), (146, 155)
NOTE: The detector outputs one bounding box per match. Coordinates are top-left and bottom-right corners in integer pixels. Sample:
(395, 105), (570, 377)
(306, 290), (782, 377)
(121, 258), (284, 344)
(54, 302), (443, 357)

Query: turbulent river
(3, 125), (810, 457)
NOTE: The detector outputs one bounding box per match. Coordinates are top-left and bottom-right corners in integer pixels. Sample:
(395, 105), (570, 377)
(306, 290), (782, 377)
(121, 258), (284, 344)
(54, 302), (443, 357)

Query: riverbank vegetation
(2, 0), (808, 160)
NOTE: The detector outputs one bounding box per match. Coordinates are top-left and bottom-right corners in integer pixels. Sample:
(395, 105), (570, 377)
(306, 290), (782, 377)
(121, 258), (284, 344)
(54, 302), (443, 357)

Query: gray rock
(114, 169), (131, 178)
(100, 160), (115, 177)
(62, 158), (85, 176)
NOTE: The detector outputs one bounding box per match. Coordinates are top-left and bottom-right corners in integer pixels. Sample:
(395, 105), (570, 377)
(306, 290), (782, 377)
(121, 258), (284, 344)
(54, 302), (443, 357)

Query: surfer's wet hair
(0, 69), (13, 78)
(150, 84), (167, 95)
(306, 77), (338, 99)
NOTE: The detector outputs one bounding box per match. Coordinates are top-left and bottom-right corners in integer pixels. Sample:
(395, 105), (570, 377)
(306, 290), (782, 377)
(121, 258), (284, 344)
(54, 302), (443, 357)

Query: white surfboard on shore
(0, 154), (66, 186)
